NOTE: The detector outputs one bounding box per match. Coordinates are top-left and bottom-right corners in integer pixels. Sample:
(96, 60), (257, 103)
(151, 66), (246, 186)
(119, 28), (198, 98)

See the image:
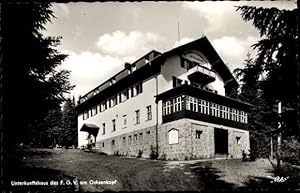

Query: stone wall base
(95, 119), (250, 160)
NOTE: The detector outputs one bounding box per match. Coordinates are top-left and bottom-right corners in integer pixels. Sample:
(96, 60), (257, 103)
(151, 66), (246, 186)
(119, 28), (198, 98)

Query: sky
(42, 1), (297, 100)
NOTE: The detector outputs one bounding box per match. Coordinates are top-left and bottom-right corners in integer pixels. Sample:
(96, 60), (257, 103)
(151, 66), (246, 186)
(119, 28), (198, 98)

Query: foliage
(3, 2), (74, 144)
(35, 97), (78, 148)
(235, 5), (299, 159)
(60, 97), (78, 146)
(150, 145), (158, 159)
(137, 150), (143, 158)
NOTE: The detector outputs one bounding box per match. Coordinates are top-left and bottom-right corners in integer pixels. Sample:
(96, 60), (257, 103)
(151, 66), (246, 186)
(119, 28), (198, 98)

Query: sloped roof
(150, 36), (239, 87)
(75, 36), (239, 111)
(80, 123), (99, 137)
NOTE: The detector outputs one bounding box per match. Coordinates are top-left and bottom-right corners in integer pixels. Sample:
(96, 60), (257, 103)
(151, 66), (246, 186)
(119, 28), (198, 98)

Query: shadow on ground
(237, 164), (300, 192)
(188, 160), (300, 192)
(4, 149), (77, 193)
(187, 161), (235, 192)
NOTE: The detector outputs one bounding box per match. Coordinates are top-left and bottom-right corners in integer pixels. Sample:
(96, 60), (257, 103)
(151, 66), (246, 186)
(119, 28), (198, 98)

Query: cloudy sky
(42, 1), (296, 100)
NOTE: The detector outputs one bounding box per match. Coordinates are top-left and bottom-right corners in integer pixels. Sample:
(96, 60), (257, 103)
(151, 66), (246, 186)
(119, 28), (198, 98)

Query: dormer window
(132, 65), (136, 72)
(110, 78), (116, 85)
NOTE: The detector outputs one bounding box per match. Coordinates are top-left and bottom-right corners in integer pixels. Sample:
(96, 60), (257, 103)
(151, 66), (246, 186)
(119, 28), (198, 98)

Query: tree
(35, 97), (77, 148)
(236, 3), (300, 164)
(234, 53), (273, 158)
(2, 2), (74, 145)
(60, 97), (78, 147)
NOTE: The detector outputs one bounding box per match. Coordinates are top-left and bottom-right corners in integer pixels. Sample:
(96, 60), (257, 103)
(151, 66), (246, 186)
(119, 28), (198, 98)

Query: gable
(182, 50), (211, 69)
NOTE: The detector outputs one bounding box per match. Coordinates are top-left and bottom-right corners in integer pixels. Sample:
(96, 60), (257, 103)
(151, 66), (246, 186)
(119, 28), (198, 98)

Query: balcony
(156, 84), (252, 130)
(187, 65), (216, 85)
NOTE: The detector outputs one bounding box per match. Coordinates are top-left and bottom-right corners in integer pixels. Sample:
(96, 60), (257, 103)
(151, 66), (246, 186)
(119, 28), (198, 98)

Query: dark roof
(80, 123), (99, 137)
(150, 36), (239, 87)
(75, 36), (239, 111)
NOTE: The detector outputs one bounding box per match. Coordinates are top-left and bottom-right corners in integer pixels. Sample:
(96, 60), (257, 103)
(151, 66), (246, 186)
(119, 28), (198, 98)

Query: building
(74, 36), (252, 160)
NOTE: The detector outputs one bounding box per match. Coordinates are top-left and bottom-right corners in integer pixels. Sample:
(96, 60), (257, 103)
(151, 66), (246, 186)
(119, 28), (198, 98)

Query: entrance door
(214, 128), (228, 154)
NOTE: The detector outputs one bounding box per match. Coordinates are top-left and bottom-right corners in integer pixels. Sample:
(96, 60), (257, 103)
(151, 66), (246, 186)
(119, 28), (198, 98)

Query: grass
(4, 147), (300, 192)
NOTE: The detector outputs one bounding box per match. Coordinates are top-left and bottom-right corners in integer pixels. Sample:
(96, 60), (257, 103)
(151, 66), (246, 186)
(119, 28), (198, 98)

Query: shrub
(137, 150), (143, 158)
(150, 145), (158, 160)
(159, 153), (166, 161)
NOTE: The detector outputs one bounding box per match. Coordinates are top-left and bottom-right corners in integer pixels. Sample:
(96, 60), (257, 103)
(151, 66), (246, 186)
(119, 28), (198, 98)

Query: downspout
(155, 74), (159, 159)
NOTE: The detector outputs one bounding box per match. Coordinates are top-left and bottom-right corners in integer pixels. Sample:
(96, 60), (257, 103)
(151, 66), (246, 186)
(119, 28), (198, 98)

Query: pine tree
(234, 53), (272, 157)
(236, 3), (300, 161)
(2, 2), (74, 144)
(60, 97), (78, 147)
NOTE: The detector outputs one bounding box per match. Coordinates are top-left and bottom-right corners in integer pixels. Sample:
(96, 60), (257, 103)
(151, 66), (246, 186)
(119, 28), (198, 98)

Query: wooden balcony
(187, 65), (216, 85)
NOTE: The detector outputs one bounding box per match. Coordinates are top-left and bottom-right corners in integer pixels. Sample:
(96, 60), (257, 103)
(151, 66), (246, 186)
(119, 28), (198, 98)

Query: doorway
(214, 128), (228, 154)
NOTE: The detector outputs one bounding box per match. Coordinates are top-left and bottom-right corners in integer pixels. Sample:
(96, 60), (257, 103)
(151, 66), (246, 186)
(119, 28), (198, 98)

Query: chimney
(124, 62), (131, 69)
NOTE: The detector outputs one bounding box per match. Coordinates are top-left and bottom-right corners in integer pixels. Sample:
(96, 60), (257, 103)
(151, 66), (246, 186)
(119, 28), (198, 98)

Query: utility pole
(277, 101), (282, 170)
(296, 0), (300, 161)
(270, 135), (273, 159)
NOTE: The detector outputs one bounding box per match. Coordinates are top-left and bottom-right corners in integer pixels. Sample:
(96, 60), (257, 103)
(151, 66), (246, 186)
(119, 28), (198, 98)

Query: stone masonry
(96, 119), (250, 160)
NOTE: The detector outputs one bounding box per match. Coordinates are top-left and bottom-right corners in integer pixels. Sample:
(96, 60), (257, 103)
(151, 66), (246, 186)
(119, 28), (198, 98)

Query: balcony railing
(187, 65), (216, 84)
(162, 94), (248, 129)
(156, 85), (252, 130)
(189, 65), (216, 78)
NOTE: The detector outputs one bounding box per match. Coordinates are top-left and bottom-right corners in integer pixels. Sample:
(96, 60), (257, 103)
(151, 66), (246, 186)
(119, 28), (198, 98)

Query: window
(101, 101), (107, 111)
(136, 83), (143, 95)
(129, 136), (132, 144)
(131, 87), (135, 97)
(244, 113), (248, 123)
(110, 95), (118, 107)
(83, 110), (89, 120)
(109, 78), (116, 86)
(123, 137), (126, 145)
(134, 134), (137, 141)
(112, 119), (116, 132)
(102, 123), (105, 135)
(225, 107), (229, 119)
(204, 101), (209, 115)
(174, 96), (182, 112)
(220, 106), (225, 118)
(199, 99), (205, 114)
(146, 105), (152, 120)
(122, 115), (127, 128)
(139, 133), (143, 140)
(216, 105), (220, 117)
(232, 109), (237, 121)
(121, 89), (129, 102)
(181, 57), (193, 70)
(132, 82), (143, 97)
(135, 110), (140, 124)
(164, 101), (172, 115)
(168, 129), (179, 145)
(196, 130), (203, 139)
(91, 106), (97, 116)
(119, 93), (122, 103)
(172, 76), (182, 88)
(132, 64), (136, 72)
(102, 142), (104, 148)
(112, 140), (115, 146)
(97, 104), (101, 113)
(237, 110), (241, 122)
(189, 96), (198, 112)
(236, 136), (241, 145)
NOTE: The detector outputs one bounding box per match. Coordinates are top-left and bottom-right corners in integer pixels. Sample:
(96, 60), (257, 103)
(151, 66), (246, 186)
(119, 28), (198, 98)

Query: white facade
(78, 50), (228, 147)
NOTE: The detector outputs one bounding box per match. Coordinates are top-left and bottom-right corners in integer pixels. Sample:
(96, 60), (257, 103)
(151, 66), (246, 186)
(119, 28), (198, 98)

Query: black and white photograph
(2, 0), (300, 192)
